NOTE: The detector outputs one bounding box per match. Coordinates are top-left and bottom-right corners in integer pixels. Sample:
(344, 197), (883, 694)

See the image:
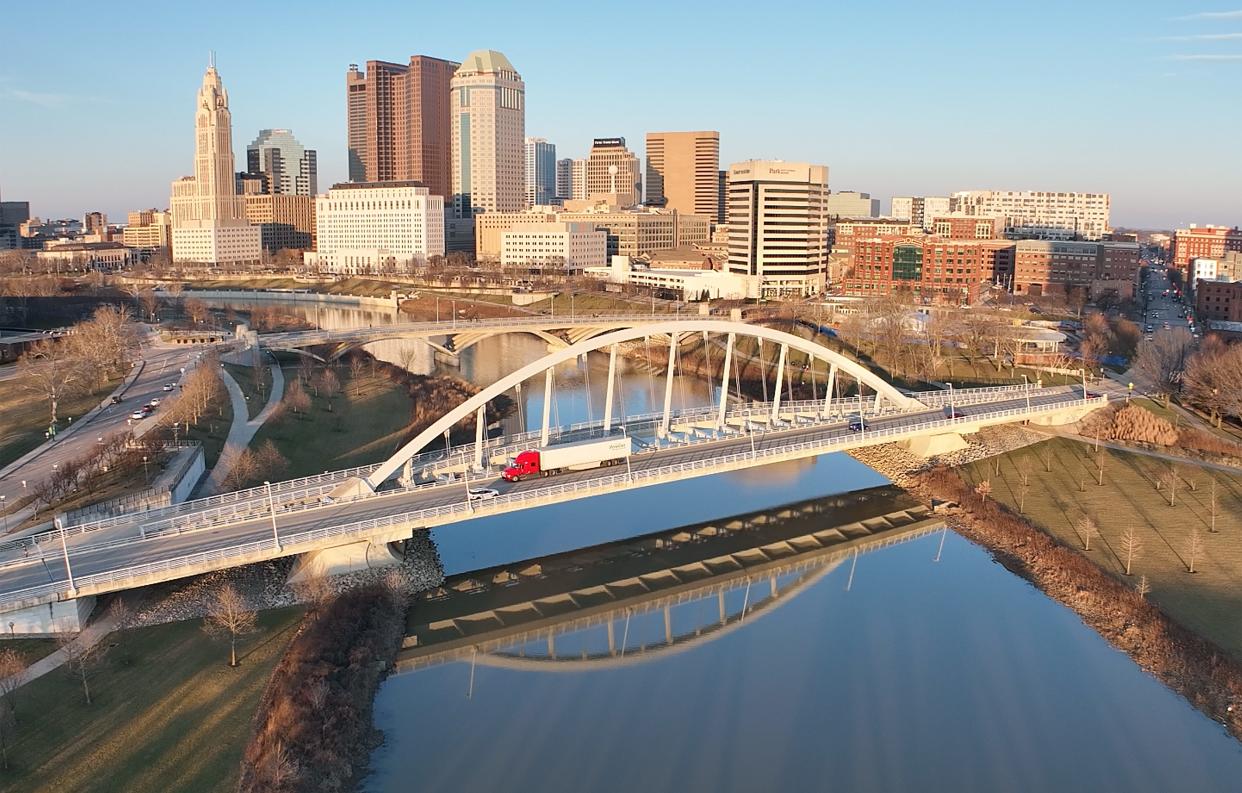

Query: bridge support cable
(540, 368), (554, 447)
(515, 381), (525, 432)
(717, 333), (735, 430)
(824, 365), (838, 419)
(758, 338), (769, 403)
(474, 406), (486, 471)
(771, 344), (788, 421)
(603, 343), (618, 432)
(582, 353), (594, 425)
(660, 333), (679, 438)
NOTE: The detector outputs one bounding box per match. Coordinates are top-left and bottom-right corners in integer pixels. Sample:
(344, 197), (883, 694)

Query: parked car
(468, 487), (500, 501)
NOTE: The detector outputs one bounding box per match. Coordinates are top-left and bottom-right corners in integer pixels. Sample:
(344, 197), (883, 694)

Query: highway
(0, 332), (201, 521)
(0, 385), (1094, 607)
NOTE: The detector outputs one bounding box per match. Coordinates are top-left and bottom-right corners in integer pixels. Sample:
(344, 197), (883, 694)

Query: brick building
(843, 236), (1014, 304)
(1171, 225), (1242, 277)
(1012, 240), (1139, 297)
(1196, 279), (1242, 323)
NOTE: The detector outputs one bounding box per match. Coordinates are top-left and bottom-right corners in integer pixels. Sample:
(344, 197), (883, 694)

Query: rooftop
(456, 49), (516, 76)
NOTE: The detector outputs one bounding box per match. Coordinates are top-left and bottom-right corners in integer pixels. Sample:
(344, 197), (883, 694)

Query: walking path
(3, 604), (125, 690)
(1033, 426), (1242, 475)
(198, 364), (286, 496)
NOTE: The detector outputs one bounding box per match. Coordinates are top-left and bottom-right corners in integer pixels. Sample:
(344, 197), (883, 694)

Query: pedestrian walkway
(3, 602), (125, 690)
(198, 364), (286, 496)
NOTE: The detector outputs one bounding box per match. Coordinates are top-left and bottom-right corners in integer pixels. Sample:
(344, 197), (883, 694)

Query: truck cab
(503, 450), (542, 481)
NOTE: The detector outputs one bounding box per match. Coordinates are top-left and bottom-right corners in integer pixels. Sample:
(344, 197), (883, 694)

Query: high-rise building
(951, 190), (1110, 240)
(305, 181), (444, 275)
(585, 138), (641, 208)
(247, 128), (317, 196)
(525, 137), (557, 207)
(0, 201), (31, 250)
(83, 211), (108, 238)
(242, 194), (315, 252)
(1170, 225), (1242, 277)
(449, 49), (525, 222)
(169, 61), (261, 264)
(726, 160), (830, 297)
(826, 191), (879, 219)
(717, 170), (728, 226)
(890, 196), (951, 230)
(122, 209), (172, 251)
(555, 157), (574, 202)
(571, 158), (588, 201)
(345, 56), (459, 197)
(645, 131), (720, 219)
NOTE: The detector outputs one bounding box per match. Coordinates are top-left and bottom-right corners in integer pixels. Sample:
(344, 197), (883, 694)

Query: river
(210, 295), (1242, 791)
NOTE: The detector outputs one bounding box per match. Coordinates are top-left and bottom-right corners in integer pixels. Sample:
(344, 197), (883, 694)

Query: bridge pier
(902, 432), (969, 457)
(287, 539), (404, 584)
(1, 596), (96, 635)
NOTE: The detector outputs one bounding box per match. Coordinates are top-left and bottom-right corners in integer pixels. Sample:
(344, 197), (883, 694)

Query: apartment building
(825, 191), (879, 219)
(843, 237), (1014, 304)
(890, 196), (951, 230)
(1171, 225), (1242, 277)
(951, 190), (1111, 240)
(500, 222), (607, 271)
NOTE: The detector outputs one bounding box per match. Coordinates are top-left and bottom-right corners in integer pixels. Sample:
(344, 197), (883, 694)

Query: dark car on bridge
(848, 416), (867, 432)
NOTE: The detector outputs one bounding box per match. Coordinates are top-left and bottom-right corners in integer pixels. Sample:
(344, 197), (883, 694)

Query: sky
(1, 0), (1240, 229)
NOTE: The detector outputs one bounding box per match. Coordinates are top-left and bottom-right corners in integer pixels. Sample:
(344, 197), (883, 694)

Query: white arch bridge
(0, 317), (1105, 631)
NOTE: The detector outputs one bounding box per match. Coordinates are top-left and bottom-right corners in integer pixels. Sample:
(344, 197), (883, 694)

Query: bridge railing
(3, 384), (1067, 558)
(0, 393), (1105, 611)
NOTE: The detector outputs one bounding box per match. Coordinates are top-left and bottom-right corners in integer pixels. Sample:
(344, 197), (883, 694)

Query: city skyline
(1, 0), (1240, 227)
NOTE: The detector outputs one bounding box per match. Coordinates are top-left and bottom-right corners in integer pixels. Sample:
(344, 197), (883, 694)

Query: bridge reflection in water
(394, 486), (943, 677)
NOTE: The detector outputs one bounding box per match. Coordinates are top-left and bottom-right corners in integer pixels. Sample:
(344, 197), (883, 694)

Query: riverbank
(852, 437), (1242, 744)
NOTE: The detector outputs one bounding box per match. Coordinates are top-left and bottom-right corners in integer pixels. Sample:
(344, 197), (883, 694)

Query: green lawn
(0, 638), (57, 666)
(961, 437), (1242, 659)
(2, 608), (303, 793)
(250, 363), (414, 477)
(0, 376), (122, 470)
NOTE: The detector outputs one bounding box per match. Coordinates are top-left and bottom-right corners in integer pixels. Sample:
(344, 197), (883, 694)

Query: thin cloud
(1159, 31), (1242, 39)
(2, 87), (71, 108)
(1175, 9), (1242, 20)
(1165, 53), (1242, 60)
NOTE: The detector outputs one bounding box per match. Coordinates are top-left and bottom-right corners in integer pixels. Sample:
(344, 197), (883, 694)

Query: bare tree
(1209, 477), (1219, 533)
(1133, 328), (1193, 408)
(315, 368), (341, 412)
(0, 649), (26, 770)
(1038, 443), (1054, 473)
(1187, 530), (1204, 574)
(1095, 450), (1106, 486)
(1157, 465), (1179, 507)
(58, 634), (105, 705)
(264, 740), (301, 789)
(1076, 515), (1098, 551)
(185, 298), (210, 327)
(19, 338), (85, 426)
(1016, 461), (1032, 514)
(203, 583), (258, 667)
(1120, 524), (1143, 575)
(974, 479), (992, 504)
(1136, 574), (1152, 598)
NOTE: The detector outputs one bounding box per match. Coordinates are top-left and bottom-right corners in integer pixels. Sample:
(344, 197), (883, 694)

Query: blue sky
(1, 0), (1239, 228)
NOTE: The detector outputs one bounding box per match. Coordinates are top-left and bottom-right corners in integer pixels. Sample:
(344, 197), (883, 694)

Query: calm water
(216, 296), (1242, 791)
(367, 528), (1242, 793)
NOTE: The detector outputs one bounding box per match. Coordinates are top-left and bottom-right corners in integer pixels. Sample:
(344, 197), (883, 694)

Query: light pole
(1021, 375), (1030, 412)
(0, 495), (7, 534)
(948, 382), (955, 423)
(142, 455), (149, 482)
(56, 517), (75, 594)
(264, 481), (280, 551)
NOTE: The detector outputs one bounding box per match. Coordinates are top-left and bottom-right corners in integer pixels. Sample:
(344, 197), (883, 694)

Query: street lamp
(264, 481), (280, 551)
(1021, 375), (1030, 412)
(0, 495), (7, 534)
(142, 455), (149, 482)
(948, 382), (955, 423)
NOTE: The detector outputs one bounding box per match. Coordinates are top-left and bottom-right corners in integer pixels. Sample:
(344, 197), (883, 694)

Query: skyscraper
(169, 60), (261, 264)
(247, 128), (317, 196)
(525, 137), (557, 206)
(555, 157), (574, 202)
(645, 131), (719, 218)
(450, 50), (525, 218)
(585, 138), (641, 207)
(726, 160), (830, 297)
(345, 56), (459, 197)
(571, 158), (588, 201)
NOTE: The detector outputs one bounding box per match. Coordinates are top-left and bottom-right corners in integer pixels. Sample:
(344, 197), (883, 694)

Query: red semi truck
(502, 436), (632, 482)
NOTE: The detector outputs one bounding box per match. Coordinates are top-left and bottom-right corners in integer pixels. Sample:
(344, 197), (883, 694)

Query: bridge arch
(451, 328), (567, 354)
(365, 319), (920, 488)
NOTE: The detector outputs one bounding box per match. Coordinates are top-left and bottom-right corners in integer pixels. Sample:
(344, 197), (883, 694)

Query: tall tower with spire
(170, 60), (261, 263)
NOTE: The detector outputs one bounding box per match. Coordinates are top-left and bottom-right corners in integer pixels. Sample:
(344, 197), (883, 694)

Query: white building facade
(726, 160), (830, 297)
(305, 181), (444, 275)
(500, 222), (607, 272)
(951, 190), (1110, 240)
(169, 61), (262, 264)
(890, 195), (951, 230)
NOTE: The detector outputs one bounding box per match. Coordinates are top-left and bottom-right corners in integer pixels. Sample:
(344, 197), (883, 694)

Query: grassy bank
(224, 363), (273, 420)
(960, 437), (1242, 659)
(3, 608), (303, 793)
(0, 376), (121, 469)
(251, 361), (415, 477)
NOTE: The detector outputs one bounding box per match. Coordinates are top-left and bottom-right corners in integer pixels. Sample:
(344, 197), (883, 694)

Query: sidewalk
(3, 603), (125, 690)
(198, 364), (286, 496)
